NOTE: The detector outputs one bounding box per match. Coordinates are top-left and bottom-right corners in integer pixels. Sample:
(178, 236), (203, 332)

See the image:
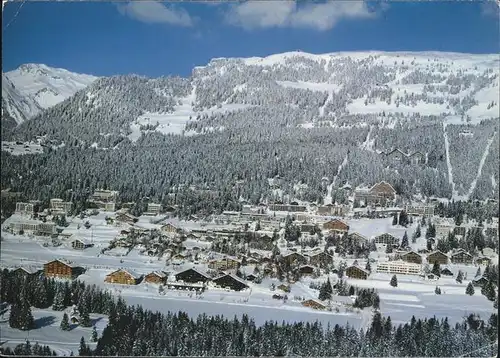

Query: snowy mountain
(3, 51), (499, 203)
(1, 64), (98, 125)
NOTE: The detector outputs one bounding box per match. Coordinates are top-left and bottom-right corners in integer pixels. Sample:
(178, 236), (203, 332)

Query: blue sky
(2, 0), (499, 77)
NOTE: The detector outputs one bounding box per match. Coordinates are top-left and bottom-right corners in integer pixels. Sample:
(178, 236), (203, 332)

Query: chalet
(175, 268), (211, 284)
(348, 232), (368, 245)
(401, 251), (423, 265)
(409, 151), (425, 165)
(308, 251), (333, 267)
(322, 219), (349, 234)
(374, 233), (399, 246)
(472, 276), (489, 288)
(269, 203), (307, 213)
(476, 257), (492, 266)
(440, 268), (454, 276)
(44, 259), (81, 279)
(345, 265), (369, 280)
(282, 252), (307, 266)
(371, 181), (396, 199)
(12, 267), (42, 278)
(115, 212), (138, 224)
(208, 257), (240, 271)
(301, 299), (327, 310)
(427, 251), (449, 265)
(298, 265), (315, 276)
(104, 269), (142, 285)
(71, 238), (93, 250)
(377, 261), (421, 275)
(161, 223), (181, 236)
(450, 250), (473, 265)
(212, 274), (249, 291)
(144, 271), (168, 284)
(385, 148), (409, 165)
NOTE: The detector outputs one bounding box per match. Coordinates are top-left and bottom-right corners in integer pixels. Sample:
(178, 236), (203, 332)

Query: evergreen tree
(373, 294), (380, 310)
(466, 282), (475, 296)
(401, 231), (409, 249)
(385, 244), (393, 254)
(390, 275), (398, 287)
(60, 312), (70, 331)
(455, 212), (463, 226)
(398, 211), (409, 227)
(475, 267), (482, 278)
(365, 260), (371, 273)
(392, 214), (398, 226)
(52, 286), (66, 311)
(421, 216), (427, 226)
(9, 286), (35, 331)
(435, 286), (441, 295)
(456, 270), (463, 284)
(80, 307), (91, 327)
(431, 262), (441, 277)
(426, 239), (433, 251)
(415, 224), (421, 238)
(481, 281), (496, 301)
(79, 336), (91, 356)
(91, 326), (98, 342)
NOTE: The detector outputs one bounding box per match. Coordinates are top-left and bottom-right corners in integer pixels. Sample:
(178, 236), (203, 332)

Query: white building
(145, 203), (162, 216)
(50, 198), (73, 215)
(15, 202), (34, 216)
(376, 260), (421, 275)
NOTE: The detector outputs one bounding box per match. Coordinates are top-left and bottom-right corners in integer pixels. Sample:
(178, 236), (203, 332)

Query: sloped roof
(213, 273), (249, 287)
(107, 268), (142, 280)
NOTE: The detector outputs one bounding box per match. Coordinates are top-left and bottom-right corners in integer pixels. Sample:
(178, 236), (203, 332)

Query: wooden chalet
(301, 299), (327, 310)
(161, 223), (181, 236)
(115, 212), (138, 224)
(322, 219), (349, 234)
(370, 181), (397, 200)
(476, 257), (492, 266)
(277, 284), (291, 292)
(212, 274), (249, 291)
(104, 269), (142, 285)
(144, 271), (168, 284)
(401, 251), (422, 265)
(450, 250), (473, 265)
(427, 251), (449, 265)
(283, 252), (308, 266)
(298, 265), (315, 276)
(71, 238), (93, 250)
(348, 232), (368, 245)
(345, 265), (369, 280)
(44, 259), (82, 279)
(472, 276), (489, 288)
(374, 233), (399, 246)
(308, 251), (333, 267)
(12, 266), (42, 278)
(175, 268), (211, 284)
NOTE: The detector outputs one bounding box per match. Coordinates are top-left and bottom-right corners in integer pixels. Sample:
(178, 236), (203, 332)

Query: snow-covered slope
(2, 64), (98, 124)
(1, 74), (41, 125)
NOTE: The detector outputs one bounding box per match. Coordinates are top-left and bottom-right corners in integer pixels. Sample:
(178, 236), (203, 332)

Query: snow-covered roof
(148, 271), (167, 278)
(214, 273), (249, 286)
(107, 268), (142, 279)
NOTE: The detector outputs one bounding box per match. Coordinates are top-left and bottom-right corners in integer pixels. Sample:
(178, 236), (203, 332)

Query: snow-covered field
(1, 213), (496, 352)
(0, 307), (108, 356)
